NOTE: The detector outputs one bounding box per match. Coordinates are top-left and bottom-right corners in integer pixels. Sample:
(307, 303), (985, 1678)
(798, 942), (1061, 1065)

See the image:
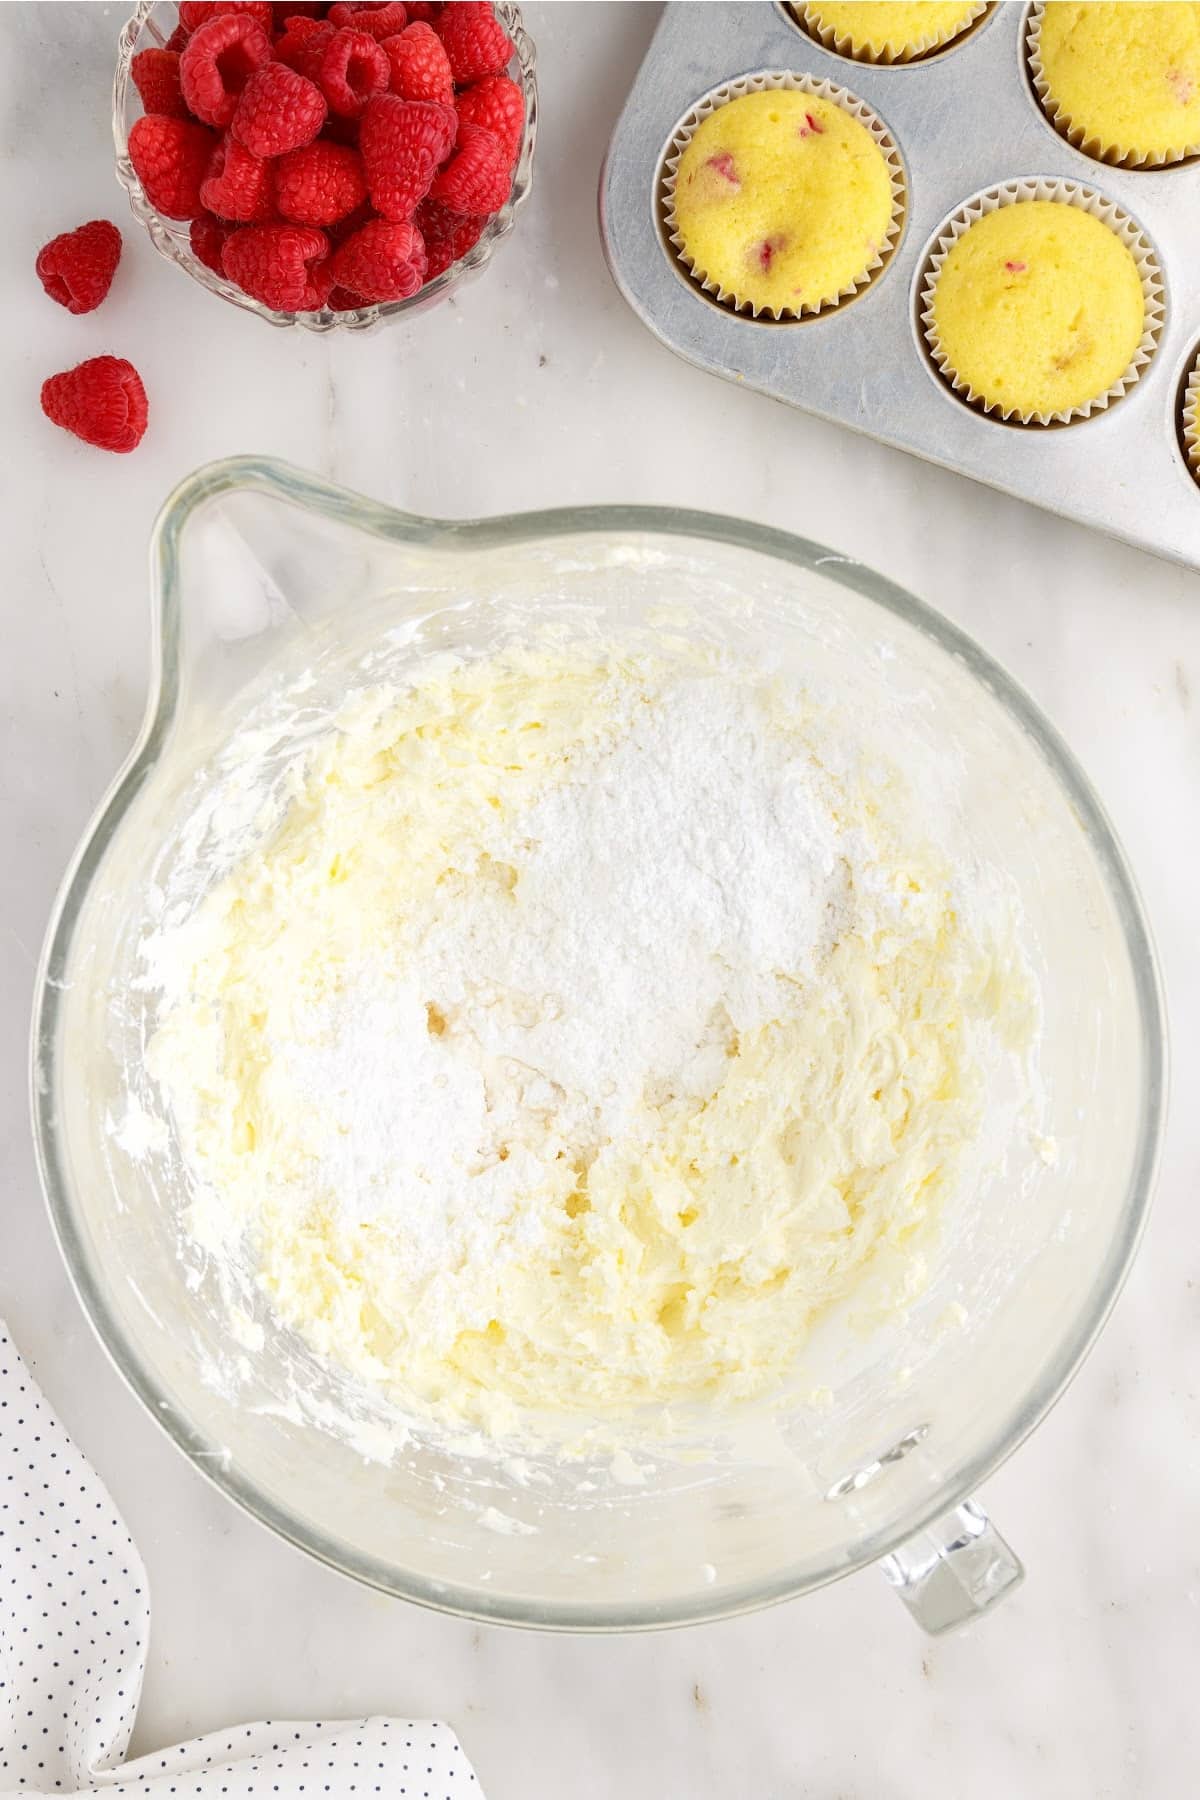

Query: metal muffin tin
(600, 2), (1200, 571)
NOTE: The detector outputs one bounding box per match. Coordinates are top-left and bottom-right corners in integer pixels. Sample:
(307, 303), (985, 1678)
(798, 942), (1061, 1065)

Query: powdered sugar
(276, 673), (847, 1274)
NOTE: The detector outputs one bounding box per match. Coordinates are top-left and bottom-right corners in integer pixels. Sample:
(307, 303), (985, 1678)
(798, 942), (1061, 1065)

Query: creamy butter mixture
(147, 641), (1024, 1438)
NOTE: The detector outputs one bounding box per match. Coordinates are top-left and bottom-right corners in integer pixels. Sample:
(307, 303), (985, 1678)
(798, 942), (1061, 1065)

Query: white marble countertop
(2, 4), (1197, 1795)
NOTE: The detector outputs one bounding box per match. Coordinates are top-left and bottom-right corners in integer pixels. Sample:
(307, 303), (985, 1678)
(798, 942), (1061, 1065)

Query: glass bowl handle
(879, 1499), (1024, 1635)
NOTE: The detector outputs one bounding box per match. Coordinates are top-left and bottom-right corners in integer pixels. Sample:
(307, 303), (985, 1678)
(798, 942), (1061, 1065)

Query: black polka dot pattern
(0, 1326), (481, 1797)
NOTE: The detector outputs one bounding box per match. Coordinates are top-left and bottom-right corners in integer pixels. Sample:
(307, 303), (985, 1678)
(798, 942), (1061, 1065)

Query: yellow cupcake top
(669, 90), (896, 316)
(800, 1), (986, 61)
(928, 200), (1145, 419)
(1035, 2), (1200, 163)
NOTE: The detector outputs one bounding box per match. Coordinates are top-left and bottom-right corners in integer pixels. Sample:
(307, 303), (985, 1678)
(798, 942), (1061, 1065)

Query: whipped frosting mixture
(146, 640), (1024, 1438)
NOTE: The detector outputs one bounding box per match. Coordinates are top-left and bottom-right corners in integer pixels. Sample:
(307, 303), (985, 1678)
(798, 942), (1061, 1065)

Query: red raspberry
(435, 2), (512, 81)
(415, 194), (483, 277)
(35, 219), (122, 315)
(319, 27), (390, 117)
(320, 111), (362, 144)
(326, 284), (367, 310)
(189, 211), (231, 273)
(222, 222), (332, 308)
(455, 73), (523, 163)
(272, 1), (327, 23)
(128, 114), (216, 219)
(201, 134), (276, 220)
(165, 23), (191, 51)
(180, 12), (273, 127)
(130, 47), (190, 119)
(179, 1), (273, 29)
(331, 217), (426, 299)
(328, 2), (409, 37)
(327, 198), (374, 242)
(429, 118), (510, 214)
(274, 18), (335, 80)
(360, 93), (455, 219)
(232, 62), (327, 155)
(405, 1), (441, 19)
(275, 139), (367, 224)
(382, 21), (453, 102)
(40, 356), (148, 454)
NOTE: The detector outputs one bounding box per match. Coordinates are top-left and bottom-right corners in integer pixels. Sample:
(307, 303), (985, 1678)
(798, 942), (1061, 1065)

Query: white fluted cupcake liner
(793, 0), (991, 66)
(1182, 355), (1200, 481)
(919, 177), (1165, 426)
(660, 71), (906, 321)
(1026, 1), (1200, 170)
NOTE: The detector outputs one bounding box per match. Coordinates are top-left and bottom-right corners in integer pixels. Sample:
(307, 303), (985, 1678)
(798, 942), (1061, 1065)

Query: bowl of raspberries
(113, 0), (535, 328)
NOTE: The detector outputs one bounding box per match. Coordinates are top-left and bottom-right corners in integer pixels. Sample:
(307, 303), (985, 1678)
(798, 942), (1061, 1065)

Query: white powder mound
(277, 677), (846, 1261)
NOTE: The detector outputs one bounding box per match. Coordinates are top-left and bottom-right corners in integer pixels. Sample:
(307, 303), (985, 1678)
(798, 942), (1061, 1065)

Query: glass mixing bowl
(113, 2), (537, 332)
(31, 458), (1165, 1634)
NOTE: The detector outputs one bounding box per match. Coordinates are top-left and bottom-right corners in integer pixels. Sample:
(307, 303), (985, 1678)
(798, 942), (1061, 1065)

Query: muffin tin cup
(1183, 356), (1200, 479)
(793, 0), (991, 67)
(919, 177), (1166, 426)
(1026, 1), (1200, 171)
(660, 71), (906, 320)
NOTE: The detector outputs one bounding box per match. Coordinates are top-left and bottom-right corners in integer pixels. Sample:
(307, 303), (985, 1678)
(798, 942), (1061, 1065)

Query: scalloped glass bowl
(112, 1), (537, 332)
(31, 460), (1165, 1634)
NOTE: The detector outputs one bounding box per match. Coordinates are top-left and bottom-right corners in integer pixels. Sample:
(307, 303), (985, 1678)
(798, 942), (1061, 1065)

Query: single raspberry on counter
(222, 221), (332, 307)
(201, 134), (277, 220)
(382, 21), (453, 103)
(455, 73), (523, 162)
(415, 193), (483, 277)
(275, 139), (367, 224)
(128, 113), (216, 218)
(40, 355), (148, 453)
(319, 27), (390, 116)
(232, 62), (327, 155)
(331, 216), (426, 299)
(436, 2), (513, 82)
(130, 47), (190, 119)
(179, 1), (273, 30)
(36, 219), (122, 314)
(189, 211), (231, 273)
(360, 92), (455, 219)
(328, 2), (409, 38)
(179, 11), (273, 127)
(429, 118), (510, 214)
(274, 17), (336, 80)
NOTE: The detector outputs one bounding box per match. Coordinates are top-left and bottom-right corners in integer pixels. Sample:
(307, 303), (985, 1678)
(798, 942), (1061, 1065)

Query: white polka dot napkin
(0, 1324), (484, 1799)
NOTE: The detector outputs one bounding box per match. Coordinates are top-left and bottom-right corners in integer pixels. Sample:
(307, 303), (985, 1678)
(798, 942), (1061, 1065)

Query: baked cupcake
(666, 85), (900, 319)
(1182, 355), (1200, 481)
(1030, 2), (1200, 167)
(796, 1), (988, 64)
(923, 193), (1152, 423)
